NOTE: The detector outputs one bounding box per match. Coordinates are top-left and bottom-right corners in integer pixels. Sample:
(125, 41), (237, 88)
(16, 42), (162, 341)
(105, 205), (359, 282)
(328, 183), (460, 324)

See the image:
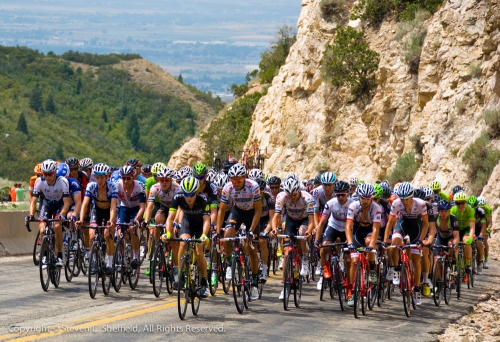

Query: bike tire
(334, 260), (345, 311)
(39, 237), (51, 292)
(64, 241), (76, 283)
(191, 264), (201, 316)
(361, 266), (368, 316)
(283, 255), (293, 311)
(152, 244), (164, 298)
(128, 265), (140, 290)
(294, 275), (302, 308)
(113, 238), (124, 293)
(469, 257), (475, 289)
(353, 261), (361, 319)
(178, 259), (189, 320)
(401, 263), (411, 317)
(139, 229), (147, 265)
(89, 242), (99, 299)
(102, 246), (112, 296)
(78, 234), (87, 276)
(33, 231), (41, 266)
(432, 259), (442, 307)
(243, 256), (250, 309)
(52, 264), (61, 288)
(329, 265), (335, 299)
(209, 246), (218, 296)
(368, 282), (377, 310)
(320, 275), (326, 301)
(456, 255), (462, 300)
(231, 260), (245, 314)
(148, 236), (155, 285)
(221, 258), (230, 294)
(444, 260), (452, 305)
(377, 261), (385, 308)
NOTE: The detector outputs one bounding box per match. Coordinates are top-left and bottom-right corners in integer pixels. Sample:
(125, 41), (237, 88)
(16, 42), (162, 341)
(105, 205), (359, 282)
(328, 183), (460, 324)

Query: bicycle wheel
(148, 235), (155, 284)
(294, 275), (302, 308)
(52, 263), (61, 288)
(243, 256), (250, 309)
(89, 243), (99, 299)
(33, 231), (41, 266)
(113, 238), (124, 292)
(377, 261), (386, 308)
(272, 246), (277, 275)
(361, 266), (368, 316)
(231, 259), (245, 314)
(78, 233), (87, 276)
(444, 260), (452, 305)
(469, 258), (475, 289)
(152, 244), (165, 298)
(401, 263), (411, 317)
(128, 264), (140, 290)
(353, 261), (361, 319)
(432, 259), (442, 307)
(102, 248), (112, 295)
(191, 265), (201, 316)
(456, 255), (462, 300)
(39, 237), (51, 292)
(320, 272), (326, 301)
(65, 240), (76, 283)
(329, 264), (335, 299)
(178, 259), (189, 320)
(209, 246), (218, 296)
(139, 229), (147, 264)
(368, 279), (377, 311)
(221, 258), (230, 294)
(283, 255), (293, 311)
(334, 260), (345, 311)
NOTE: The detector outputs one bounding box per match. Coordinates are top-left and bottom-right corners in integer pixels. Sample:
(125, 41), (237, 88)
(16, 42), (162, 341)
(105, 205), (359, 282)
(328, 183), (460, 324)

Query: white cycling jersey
(148, 182), (180, 207)
(116, 180), (146, 208)
(321, 197), (354, 232)
(275, 191), (315, 220)
(311, 185), (334, 211)
(220, 179), (261, 210)
(390, 198), (428, 220)
(33, 176), (70, 204)
(347, 201), (382, 225)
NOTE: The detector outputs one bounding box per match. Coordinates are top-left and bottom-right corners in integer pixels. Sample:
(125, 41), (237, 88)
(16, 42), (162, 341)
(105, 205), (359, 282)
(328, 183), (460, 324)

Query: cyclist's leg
(462, 230), (472, 267)
(349, 222), (365, 288)
(474, 224), (484, 266)
(258, 221), (269, 275)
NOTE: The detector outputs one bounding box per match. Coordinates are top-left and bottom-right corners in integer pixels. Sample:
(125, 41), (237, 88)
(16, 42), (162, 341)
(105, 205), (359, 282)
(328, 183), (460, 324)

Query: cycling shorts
(90, 204), (110, 225)
(226, 207), (255, 233)
(118, 206), (140, 226)
(392, 218), (422, 244)
(351, 222), (373, 249)
(323, 226), (346, 243)
(39, 202), (63, 220)
(179, 217), (203, 239)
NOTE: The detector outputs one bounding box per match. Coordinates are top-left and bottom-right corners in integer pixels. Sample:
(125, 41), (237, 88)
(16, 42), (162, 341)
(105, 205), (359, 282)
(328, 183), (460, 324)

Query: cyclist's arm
(307, 214), (314, 236)
(79, 196), (91, 224)
(109, 198), (117, 224)
(135, 202), (146, 222)
(144, 201), (154, 223)
(384, 215), (396, 242)
(210, 207), (217, 226)
(29, 193), (38, 217)
(60, 197), (71, 218)
(469, 218), (476, 239)
(249, 199), (262, 233)
(166, 209), (177, 237)
(452, 230), (460, 246)
(480, 220), (486, 237)
(419, 214), (429, 241)
(216, 201), (227, 234)
(345, 219), (354, 245)
(202, 214), (210, 237)
(264, 209), (275, 234)
(313, 210), (321, 227)
(72, 192), (82, 220)
(370, 222), (380, 249)
(425, 221), (436, 244)
(271, 212), (281, 232)
(315, 214), (328, 241)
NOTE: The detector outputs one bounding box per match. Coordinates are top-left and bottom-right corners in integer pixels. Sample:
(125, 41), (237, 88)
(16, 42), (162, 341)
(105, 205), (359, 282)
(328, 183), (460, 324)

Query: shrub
(387, 152), (420, 184)
(285, 130), (300, 148)
(322, 26), (380, 95)
(484, 107), (500, 137)
(410, 134), (423, 154)
(315, 160), (330, 172)
(352, 0), (441, 23)
(230, 83), (249, 97)
(462, 134), (500, 194)
(258, 25), (296, 84)
(455, 97), (467, 113)
(401, 31), (426, 73)
(468, 61), (482, 78)
(320, 0), (347, 17)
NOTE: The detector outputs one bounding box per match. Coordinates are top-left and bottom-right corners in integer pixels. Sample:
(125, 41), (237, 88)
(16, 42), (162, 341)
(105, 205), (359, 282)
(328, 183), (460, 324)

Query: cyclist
(29, 163), (43, 200)
(429, 180), (450, 201)
(79, 164), (118, 275)
(271, 177), (314, 300)
(116, 165), (146, 268)
(477, 196), (492, 269)
(345, 183), (381, 306)
(192, 163), (218, 225)
(450, 191), (476, 282)
(384, 182), (429, 305)
(468, 195), (486, 274)
(28, 159), (71, 268)
(449, 185), (464, 202)
(315, 180), (353, 291)
(433, 200), (460, 285)
(267, 176), (283, 261)
(164, 177), (211, 298)
(143, 167), (180, 275)
(217, 163), (263, 301)
(311, 172), (336, 226)
(66, 157), (89, 202)
(126, 158), (146, 184)
(79, 158), (94, 183)
(144, 162), (167, 217)
(348, 177), (358, 196)
(141, 164), (152, 179)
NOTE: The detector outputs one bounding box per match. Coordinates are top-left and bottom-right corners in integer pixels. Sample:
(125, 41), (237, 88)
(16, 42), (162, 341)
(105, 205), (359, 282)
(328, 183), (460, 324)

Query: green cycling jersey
(450, 205), (475, 230)
(437, 191), (450, 201)
(145, 176), (160, 203)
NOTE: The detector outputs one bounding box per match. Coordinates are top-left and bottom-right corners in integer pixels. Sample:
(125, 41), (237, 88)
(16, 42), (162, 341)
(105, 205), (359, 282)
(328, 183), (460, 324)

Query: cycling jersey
(137, 174), (146, 184)
(169, 193), (210, 227)
(311, 185), (334, 212)
(85, 181), (118, 205)
(220, 179), (261, 210)
(261, 192), (275, 219)
(199, 180), (218, 208)
(67, 177), (81, 208)
(347, 201), (382, 225)
(148, 182), (180, 208)
(321, 197), (354, 232)
(75, 171), (89, 201)
(480, 204), (492, 221)
(116, 180), (146, 208)
(378, 198), (391, 228)
(389, 198), (428, 220)
(33, 176), (70, 204)
(275, 191), (315, 220)
(450, 205), (475, 230)
(436, 214), (459, 239)
(474, 207), (487, 235)
(437, 191), (450, 201)
(29, 175), (39, 192)
(145, 177), (159, 203)
(425, 202), (437, 223)
(110, 170), (121, 183)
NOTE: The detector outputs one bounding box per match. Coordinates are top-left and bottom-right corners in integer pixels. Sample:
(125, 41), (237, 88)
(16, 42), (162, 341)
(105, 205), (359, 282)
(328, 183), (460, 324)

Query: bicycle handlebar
(277, 234), (307, 240)
(320, 242), (346, 248)
(169, 238), (203, 244)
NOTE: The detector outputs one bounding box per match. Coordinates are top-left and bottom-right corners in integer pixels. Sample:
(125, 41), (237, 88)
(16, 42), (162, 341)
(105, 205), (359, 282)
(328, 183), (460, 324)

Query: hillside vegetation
(0, 46), (222, 181)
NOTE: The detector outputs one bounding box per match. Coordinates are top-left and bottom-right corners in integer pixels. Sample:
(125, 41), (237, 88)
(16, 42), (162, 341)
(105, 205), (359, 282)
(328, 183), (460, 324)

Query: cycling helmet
(206, 169), (216, 182)
(349, 177), (359, 186)
(373, 184), (383, 199)
(381, 184), (392, 199)
(396, 182), (414, 199)
(452, 185), (464, 195)
(420, 186), (434, 200)
(192, 163), (208, 176)
(180, 176), (199, 194)
(283, 177), (301, 195)
(228, 163), (247, 178)
(468, 195), (478, 207)
(41, 159), (57, 173)
(429, 180), (441, 191)
(141, 164), (152, 174)
(214, 172), (229, 189)
(286, 172), (298, 180)
(119, 165), (135, 177)
(93, 163), (110, 176)
(357, 183), (375, 199)
(351, 192), (359, 201)
(357, 179), (365, 185)
(454, 191), (468, 202)
(248, 168), (264, 179)
(65, 157), (79, 167)
(334, 180), (350, 193)
(413, 188), (426, 200)
(174, 170), (182, 181)
(438, 200), (452, 211)
(126, 158), (141, 167)
(313, 174), (322, 186)
(380, 180), (390, 188)
(56, 163), (69, 178)
(79, 157), (93, 170)
(433, 194), (442, 203)
(267, 175), (282, 185)
(151, 162), (166, 175)
(34, 163), (43, 175)
(254, 178), (267, 191)
(156, 167), (176, 179)
(477, 196), (487, 207)
(321, 172), (337, 184)
(178, 166), (193, 179)
(109, 165), (119, 173)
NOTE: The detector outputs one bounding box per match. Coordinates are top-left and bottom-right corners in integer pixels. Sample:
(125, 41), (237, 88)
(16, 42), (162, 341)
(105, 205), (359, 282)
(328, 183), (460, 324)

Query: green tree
(29, 83), (43, 112)
(259, 25), (297, 83)
(45, 93), (56, 114)
(321, 26), (380, 94)
(55, 144), (64, 160)
(16, 112), (29, 134)
(230, 83), (249, 97)
(101, 109), (108, 122)
(127, 113), (140, 147)
(76, 79), (82, 94)
(177, 73), (184, 83)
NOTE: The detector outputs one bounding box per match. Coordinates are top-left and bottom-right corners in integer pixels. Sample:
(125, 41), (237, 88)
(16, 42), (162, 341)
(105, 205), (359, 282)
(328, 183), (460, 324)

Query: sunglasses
(43, 172), (55, 177)
(456, 201), (466, 205)
(230, 177), (245, 183)
(359, 195), (373, 200)
(194, 175), (205, 180)
(183, 192), (196, 197)
(270, 186), (280, 190)
(335, 193), (347, 197)
(158, 178), (172, 183)
(122, 176), (133, 181)
(69, 167), (79, 171)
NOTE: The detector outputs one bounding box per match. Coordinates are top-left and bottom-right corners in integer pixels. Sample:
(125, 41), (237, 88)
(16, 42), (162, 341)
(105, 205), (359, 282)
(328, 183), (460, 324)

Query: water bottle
(293, 261), (299, 278)
(190, 264), (196, 282)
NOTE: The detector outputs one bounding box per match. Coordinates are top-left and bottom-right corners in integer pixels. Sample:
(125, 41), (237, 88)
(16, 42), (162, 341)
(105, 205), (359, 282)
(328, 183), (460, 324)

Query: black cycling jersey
(169, 193), (210, 226)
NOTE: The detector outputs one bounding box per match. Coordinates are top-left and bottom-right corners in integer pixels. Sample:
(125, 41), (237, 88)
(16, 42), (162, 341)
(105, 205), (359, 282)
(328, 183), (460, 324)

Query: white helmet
(283, 177), (301, 195)
(41, 159), (57, 173)
(248, 168), (264, 179)
(228, 163), (246, 178)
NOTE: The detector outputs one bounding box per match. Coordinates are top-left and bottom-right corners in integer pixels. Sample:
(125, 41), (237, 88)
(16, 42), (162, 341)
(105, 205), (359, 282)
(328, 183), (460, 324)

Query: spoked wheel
(320, 275), (327, 301)
(444, 263), (452, 305)
(101, 248), (112, 296)
(231, 260), (245, 314)
(432, 260), (442, 307)
(361, 267), (368, 316)
(283, 256), (293, 311)
(329, 270), (335, 299)
(148, 237), (155, 285)
(294, 276), (302, 308)
(377, 263), (386, 308)
(89, 243), (99, 299)
(152, 244), (165, 298)
(272, 250), (277, 275)
(71, 237), (81, 277)
(334, 262), (346, 311)
(469, 259), (475, 289)
(113, 238), (124, 292)
(128, 266), (140, 290)
(33, 231), (41, 266)
(221, 259), (230, 294)
(39, 237), (51, 292)
(368, 283), (377, 311)
(139, 229), (147, 265)
(401, 264), (411, 317)
(456, 256), (462, 300)
(191, 265), (201, 316)
(78, 234), (87, 276)
(178, 259), (189, 320)
(353, 262), (361, 319)
(243, 257), (250, 310)
(51, 265), (61, 288)
(209, 247), (219, 296)
(65, 241), (77, 283)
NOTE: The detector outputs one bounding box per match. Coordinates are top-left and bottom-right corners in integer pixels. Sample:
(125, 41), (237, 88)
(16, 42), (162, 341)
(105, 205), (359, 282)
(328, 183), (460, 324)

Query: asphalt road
(0, 255), (498, 342)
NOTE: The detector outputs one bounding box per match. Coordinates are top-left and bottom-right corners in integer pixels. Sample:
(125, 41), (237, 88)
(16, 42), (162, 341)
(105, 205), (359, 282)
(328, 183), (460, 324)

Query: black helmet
(413, 188), (426, 200)
(65, 157), (79, 167)
(452, 185), (464, 195)
(267, 176), (281, 185)
(381, 184), (392, 199)
(126, 158), (141, 167)
(254, 178), (267, 191)
(141, 164), (152, 174)
(334, 180), (350, 193)
(313, 174), (322, 186)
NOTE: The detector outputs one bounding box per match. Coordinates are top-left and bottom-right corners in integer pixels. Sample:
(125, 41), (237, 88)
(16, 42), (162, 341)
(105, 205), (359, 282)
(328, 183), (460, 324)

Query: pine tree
(29, 83), (43, 112)
(45, 94), (56, 114)
(101, 109), (108, 122)
(76, 79), (82, 94)
(177, 73), (183, 83)
(16, 112), (29, 135)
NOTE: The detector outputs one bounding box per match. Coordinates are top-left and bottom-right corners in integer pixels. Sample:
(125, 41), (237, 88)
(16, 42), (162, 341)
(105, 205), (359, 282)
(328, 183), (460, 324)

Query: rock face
(167, 137), (206, 170)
